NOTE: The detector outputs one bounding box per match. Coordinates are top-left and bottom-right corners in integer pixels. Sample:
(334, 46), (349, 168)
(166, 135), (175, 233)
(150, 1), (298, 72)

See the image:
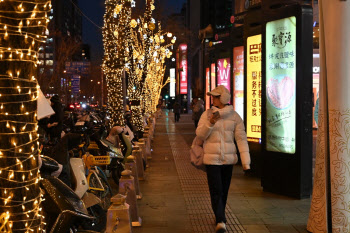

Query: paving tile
(265, 224), (299, 233)
(243, 225), (270, 233)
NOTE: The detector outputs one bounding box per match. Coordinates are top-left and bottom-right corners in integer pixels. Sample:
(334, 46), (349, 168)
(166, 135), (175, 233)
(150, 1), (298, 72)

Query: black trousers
(174, 113), (180, 122)
(206, 164), (233, 224)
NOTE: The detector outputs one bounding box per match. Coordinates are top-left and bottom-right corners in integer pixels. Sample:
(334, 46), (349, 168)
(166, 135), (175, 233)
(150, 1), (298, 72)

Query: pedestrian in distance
(173, 101), (181, 122)
(191, 97), (204, 128)
(47, 95), (64, 142)
(196, 85), (251, 233)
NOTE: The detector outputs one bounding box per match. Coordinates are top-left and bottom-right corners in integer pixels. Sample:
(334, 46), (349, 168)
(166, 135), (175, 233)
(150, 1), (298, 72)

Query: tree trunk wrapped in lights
(142, 23), (175, 114)
(0, 1), (51, 232)
(126, 0), (155, 132)
(127, 17), (147, 132)
(103, 0), (131, 127)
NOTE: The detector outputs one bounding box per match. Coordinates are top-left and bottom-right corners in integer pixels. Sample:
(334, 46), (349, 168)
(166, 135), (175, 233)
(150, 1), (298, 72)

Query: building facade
(38, 0), (83, 97)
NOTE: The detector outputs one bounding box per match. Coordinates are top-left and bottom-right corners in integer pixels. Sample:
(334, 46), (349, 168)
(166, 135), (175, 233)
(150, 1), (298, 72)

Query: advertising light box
(265, 17), (296, 154)
(233, 46), (244, 119)
(170, 68), (176, 97)
(179, 44), (188, 94)
(247, 35), (262, 142)
(217, 58), (231, 92)
(176, 50), (180, 95)
(205, 67), (210, 110)
(211, 63), (216, 91)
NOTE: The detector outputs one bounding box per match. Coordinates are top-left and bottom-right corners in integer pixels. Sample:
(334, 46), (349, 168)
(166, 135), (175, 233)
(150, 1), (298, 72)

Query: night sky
(79, 0), (186, 65)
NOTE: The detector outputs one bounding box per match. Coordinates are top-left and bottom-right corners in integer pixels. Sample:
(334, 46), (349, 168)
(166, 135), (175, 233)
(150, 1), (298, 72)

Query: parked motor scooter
(40, 156), (101, 233)
(40, 132), (107, 232)
(70, 156), (107, 231)
(99, 126), (133, 186)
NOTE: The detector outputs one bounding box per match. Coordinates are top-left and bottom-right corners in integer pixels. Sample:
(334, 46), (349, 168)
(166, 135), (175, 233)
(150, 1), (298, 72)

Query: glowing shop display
(265, 16), (296, 154)
(217, 58), (231, 92)
(211, 63), (216, 91)
(170, 68), (176, 97)
(246, 34), (262, 142)
(176, 50), (180, 95)
(205, 68), (210, 110)
(233, 46), (244, 119)
(179, 44), (188, 94)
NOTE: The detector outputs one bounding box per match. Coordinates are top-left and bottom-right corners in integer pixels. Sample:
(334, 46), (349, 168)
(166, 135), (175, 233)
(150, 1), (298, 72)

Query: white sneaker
(215, 222), (226, 233)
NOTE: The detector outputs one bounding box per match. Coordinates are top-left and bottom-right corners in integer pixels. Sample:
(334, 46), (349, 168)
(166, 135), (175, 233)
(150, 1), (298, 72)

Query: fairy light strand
(103, 0), (132, 128)
(0, 1), (51, 232)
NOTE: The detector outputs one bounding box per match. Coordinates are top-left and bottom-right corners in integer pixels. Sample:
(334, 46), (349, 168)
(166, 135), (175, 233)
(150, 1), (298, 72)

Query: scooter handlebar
(40, 156), (61, 174)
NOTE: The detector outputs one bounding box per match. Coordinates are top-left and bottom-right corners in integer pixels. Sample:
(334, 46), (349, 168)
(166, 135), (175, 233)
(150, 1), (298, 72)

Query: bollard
(149, 124), (155, 140)
(143, 132), (152, 160)
(136, 139), (148, 167)
(119, 170), (142, 227)
(132, 146), (145, 180)
(125, 155), (142, 199)
(145, 126), (153, 140)
(106, 194), (133, 233)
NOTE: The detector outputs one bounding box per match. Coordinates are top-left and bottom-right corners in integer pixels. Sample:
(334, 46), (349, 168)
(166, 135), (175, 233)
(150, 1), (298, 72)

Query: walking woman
(196, 85), (251, 233)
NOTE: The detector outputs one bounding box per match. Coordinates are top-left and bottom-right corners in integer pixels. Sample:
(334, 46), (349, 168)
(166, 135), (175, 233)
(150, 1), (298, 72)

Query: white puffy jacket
(196, 105), (251, 168)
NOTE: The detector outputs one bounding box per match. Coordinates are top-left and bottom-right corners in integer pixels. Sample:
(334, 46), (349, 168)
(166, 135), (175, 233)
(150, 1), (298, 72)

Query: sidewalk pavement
(133, 110), (311, 233)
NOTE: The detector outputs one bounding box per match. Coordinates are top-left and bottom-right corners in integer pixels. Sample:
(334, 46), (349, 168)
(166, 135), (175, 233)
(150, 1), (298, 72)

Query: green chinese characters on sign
(265, 16), (296, 154)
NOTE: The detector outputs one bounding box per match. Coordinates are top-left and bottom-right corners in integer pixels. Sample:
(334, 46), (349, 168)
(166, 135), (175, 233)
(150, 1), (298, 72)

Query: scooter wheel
(82, 204), (106, 231)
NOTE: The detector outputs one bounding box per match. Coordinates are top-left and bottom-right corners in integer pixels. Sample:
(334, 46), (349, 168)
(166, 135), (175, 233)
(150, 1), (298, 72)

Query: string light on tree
(103, 0), (132, 128)
(0, 0), (51, 232)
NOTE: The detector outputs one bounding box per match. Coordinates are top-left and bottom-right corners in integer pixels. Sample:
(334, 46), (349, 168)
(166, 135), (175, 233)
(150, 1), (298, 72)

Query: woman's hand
(209, 112), (220, 124)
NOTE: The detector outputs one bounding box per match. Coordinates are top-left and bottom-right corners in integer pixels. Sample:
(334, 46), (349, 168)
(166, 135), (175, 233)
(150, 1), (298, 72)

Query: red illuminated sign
(233, 46), (245, 118)
(205, 68), (210, 110)
(217, 58), (231, 92)
(179, 43), (187, 94)
(211, 63), (216, 91)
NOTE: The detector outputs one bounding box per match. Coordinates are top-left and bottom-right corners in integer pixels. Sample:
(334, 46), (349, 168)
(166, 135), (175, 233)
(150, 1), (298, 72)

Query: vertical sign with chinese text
(205, 67), (210, 109)
(266, 17), (296, 154)
(211, 63), (216, 91)
(179, 44), (188, 94)
(170, 68), (176, 97)
(71, 75), (80, 95)
(233, 46), (245, 119)
(247, 35), (262, 141)
(217, 58), (231, 92)
(176, 50), (180, 95)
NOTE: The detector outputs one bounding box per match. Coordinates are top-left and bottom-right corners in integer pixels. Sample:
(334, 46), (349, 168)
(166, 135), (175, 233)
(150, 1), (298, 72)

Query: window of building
(46, 60), (53, 66)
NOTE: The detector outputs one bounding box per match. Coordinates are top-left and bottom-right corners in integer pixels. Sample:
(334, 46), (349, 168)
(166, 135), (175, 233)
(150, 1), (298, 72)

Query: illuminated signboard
(233, 46), (244, 119)
(170, 68), (176, 97)
(312, 51), (320, 128)
(211, 63), (216, 91)
(265, 17), (296, 154)
(217, 58), (231, 92)
(71, 75), (80, 95)
(176, 50), (180, 95)
(179, 44), (188, 94)
(247, 35), (262, 142)
(205, 68), (210, 110)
